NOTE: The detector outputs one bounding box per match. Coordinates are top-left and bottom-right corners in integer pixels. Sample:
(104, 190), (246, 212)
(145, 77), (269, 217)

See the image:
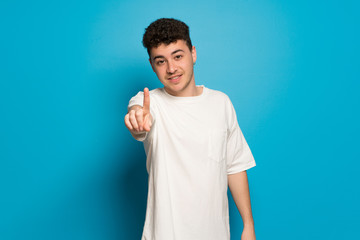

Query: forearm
(228, 170), (254, 227)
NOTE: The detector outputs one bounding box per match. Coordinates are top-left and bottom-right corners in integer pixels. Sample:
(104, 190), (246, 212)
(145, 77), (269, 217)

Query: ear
(191, 46), (197, 64)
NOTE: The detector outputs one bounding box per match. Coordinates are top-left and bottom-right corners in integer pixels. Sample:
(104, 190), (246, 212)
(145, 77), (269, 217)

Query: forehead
(150, 40), (189, 58)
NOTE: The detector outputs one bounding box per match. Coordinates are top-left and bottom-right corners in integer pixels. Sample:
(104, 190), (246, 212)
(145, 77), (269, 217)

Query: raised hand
(124, 87), (153, 134)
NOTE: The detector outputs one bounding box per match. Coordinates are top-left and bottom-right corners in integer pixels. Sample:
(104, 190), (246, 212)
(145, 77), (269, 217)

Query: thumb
(143, 113), (152, 132)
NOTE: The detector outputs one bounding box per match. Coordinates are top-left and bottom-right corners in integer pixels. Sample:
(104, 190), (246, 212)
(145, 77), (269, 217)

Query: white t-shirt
(127, 85), (256, 240)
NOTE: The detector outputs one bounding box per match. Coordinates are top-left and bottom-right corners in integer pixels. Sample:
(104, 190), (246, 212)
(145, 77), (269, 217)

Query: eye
(156, 60), (165, 65)
(175, 55), (183, 60)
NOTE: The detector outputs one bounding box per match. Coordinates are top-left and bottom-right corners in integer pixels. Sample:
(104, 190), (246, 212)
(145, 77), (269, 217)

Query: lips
(168, 74), (182, 83)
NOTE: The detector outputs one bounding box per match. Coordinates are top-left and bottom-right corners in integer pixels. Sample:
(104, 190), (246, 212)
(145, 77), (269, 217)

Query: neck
(165, 80), (203, 97)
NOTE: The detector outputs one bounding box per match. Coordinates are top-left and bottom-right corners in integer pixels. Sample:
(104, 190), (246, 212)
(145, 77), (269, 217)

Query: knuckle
(129, 113), (136, 121)
(129, 111), (135, 119)
(131, 118), (138, 126)
(135, 109), (143, 116)
(136, 115), (143, 122)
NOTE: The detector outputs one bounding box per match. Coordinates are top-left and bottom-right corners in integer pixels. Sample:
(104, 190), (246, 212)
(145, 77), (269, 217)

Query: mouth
(168, 74), (182, 83)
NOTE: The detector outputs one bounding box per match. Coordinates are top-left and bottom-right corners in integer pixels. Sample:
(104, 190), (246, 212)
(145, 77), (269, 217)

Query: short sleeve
(128, 91), (144, 111)
(127, 91), (156, 142)
(226, 98), (256, 175)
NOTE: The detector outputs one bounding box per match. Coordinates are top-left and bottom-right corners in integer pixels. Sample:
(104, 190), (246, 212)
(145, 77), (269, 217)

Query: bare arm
(228, 170), (256, 240)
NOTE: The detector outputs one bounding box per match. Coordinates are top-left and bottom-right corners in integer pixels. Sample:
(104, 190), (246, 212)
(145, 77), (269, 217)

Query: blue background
(1, 0), (359, 239)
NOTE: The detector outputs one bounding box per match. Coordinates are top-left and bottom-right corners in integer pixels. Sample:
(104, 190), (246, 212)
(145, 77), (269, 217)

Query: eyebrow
(153, 49), (185, 61)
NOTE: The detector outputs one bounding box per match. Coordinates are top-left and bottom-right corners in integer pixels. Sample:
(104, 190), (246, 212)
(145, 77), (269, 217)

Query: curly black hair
(142, 18), (193, 57)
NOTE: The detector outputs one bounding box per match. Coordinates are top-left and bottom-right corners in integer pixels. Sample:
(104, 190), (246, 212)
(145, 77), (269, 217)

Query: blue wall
(1, 0), (359, 239)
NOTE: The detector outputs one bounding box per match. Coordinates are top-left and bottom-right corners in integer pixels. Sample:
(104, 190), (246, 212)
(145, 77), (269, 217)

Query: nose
(166, 60), (177, 74)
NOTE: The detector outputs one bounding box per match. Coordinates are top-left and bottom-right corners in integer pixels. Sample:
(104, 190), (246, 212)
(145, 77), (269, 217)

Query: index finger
(143, 87), (150, 114)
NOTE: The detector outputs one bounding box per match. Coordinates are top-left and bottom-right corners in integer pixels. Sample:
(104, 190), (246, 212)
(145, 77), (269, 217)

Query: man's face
(149, 40), (197, 97)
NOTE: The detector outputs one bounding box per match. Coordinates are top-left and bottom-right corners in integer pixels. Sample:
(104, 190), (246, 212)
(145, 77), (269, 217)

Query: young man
(124, 18), (256, 240)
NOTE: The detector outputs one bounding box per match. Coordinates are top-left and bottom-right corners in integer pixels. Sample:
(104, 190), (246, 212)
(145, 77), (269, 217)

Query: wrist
(131, 130), (147, 137)
(243, 221), (255, 229)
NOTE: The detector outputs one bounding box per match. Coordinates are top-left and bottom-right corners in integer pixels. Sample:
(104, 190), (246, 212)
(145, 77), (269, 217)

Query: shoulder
(205, 87), (232, 103)
(149, 88), (162, 97)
